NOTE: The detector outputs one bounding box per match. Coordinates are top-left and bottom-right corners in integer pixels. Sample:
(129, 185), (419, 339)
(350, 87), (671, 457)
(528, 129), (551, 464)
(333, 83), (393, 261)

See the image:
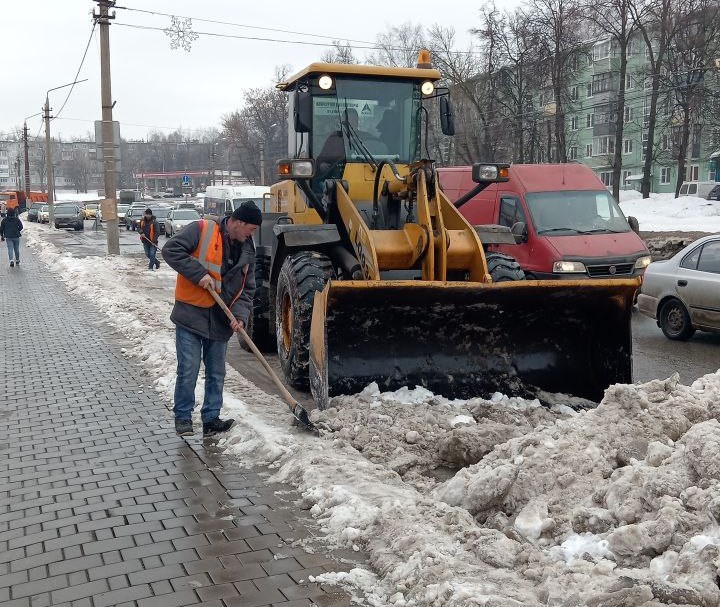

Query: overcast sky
(2, 0), (497, 142)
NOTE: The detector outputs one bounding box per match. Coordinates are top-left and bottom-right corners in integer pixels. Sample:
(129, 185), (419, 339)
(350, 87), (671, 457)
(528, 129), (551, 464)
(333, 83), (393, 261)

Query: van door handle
(677, 280), (688, 287)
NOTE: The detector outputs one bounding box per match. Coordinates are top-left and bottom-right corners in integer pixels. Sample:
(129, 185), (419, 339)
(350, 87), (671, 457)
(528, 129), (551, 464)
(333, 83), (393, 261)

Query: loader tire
(240, 253), (274, 353)
(276, 252), (335, 390)
(486, 252), (525, 282)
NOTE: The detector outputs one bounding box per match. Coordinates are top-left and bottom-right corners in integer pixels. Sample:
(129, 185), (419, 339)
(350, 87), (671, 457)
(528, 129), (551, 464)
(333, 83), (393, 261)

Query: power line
(114, 4), (378, 47)
(55, 22), (97, 120)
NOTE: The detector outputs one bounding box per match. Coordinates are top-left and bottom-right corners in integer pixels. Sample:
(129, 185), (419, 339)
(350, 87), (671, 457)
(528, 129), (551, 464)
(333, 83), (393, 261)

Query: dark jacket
(162, 218), (256, 341)
(139, 216), (159, 245)
(0, 216), (23, 240)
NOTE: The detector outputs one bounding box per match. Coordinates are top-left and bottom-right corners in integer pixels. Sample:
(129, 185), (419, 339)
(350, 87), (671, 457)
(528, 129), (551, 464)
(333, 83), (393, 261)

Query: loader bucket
(309, 279), (638, 409)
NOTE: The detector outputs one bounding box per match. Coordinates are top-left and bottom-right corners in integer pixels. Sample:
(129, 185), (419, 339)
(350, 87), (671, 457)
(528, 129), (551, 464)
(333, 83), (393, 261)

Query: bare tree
(368, 23), (425, 68)
(529, 0), (586, 162)
(62, 152), (95, 193)
(321, 40), (357, 64)
(630, 0), (682, 197)
(584, 0), (638, 200)
(663, 0), (720, 195)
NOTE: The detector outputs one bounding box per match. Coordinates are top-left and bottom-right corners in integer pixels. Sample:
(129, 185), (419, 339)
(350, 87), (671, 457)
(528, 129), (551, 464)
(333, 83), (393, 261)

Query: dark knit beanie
(231, 201), (262, 225)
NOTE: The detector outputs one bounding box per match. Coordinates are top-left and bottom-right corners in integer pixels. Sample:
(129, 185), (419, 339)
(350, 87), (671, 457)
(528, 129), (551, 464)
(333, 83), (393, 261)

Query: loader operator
(317, 108), (387, 175)
(162, 201), (262, 437)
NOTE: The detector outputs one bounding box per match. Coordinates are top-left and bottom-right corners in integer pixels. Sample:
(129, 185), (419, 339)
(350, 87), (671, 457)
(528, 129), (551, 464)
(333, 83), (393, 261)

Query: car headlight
(553, 260), (587, 273)
(634, 255), (651, 270)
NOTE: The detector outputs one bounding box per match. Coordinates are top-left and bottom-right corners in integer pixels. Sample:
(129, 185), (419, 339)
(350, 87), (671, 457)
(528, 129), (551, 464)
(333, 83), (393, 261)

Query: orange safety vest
(175, 220), (223, 308)
(139, 218), (155, 243)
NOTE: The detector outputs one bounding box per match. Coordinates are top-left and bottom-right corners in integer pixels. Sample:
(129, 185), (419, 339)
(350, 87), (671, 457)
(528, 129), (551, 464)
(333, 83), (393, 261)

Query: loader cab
(279, 61), (448, 199)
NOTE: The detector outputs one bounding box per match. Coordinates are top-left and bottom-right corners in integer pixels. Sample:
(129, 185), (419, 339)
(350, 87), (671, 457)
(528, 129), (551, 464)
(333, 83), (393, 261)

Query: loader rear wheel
(486, 252), (525, 282)
(240, 254), (274, 353)
(276, 252), (335, 389)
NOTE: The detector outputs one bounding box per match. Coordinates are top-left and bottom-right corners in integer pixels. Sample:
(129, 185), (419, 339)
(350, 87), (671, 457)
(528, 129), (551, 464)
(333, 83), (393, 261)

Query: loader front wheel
(486, 252), (526, 282)
(276, 252), (335, 389)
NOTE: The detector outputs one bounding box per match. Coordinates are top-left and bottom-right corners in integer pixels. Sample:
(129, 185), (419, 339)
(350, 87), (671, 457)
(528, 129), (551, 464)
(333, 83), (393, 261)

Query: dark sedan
(54, 204), (84, 231)
(125, 206), (170, 234)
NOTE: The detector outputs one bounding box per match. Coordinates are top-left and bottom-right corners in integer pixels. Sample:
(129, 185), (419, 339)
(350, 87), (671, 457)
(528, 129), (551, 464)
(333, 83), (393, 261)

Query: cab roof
(277, 62), (442, 91)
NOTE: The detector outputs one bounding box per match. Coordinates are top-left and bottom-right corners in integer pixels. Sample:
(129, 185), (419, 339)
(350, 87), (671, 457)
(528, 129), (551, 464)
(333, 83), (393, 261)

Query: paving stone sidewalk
(0, 245), (356, 607)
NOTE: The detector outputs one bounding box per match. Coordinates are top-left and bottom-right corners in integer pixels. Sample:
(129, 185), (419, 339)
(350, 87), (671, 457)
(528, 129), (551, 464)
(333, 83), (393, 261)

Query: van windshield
(526, 191), (631, 235)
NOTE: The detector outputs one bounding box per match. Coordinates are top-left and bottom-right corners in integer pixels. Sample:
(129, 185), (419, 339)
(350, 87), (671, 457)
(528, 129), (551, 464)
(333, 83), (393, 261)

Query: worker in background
(139, 208), (160, 270)
(162, 201), (261, 437)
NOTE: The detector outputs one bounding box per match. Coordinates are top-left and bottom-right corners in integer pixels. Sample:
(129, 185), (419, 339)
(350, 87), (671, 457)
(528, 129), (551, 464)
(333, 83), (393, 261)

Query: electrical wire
(54, 22), (97, 120)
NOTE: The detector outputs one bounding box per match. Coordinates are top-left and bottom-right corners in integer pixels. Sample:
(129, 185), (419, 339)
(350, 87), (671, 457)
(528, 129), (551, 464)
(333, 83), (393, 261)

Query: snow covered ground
(619, 190), (720, 233)
(53, 189), (103, 203)
(24, 221), (720, 607)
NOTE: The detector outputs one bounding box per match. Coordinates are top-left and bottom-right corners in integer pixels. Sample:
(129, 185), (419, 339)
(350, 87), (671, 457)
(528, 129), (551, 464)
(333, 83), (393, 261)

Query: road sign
(181, 174), (191, 187)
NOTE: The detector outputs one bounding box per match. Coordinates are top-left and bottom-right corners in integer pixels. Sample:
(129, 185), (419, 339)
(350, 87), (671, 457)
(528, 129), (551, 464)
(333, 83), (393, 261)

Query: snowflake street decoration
(164, 16), (199, 52)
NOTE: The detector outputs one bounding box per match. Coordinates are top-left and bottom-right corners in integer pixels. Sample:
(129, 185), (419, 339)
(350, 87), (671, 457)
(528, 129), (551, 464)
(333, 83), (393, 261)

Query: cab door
(492, 194), (535, 271)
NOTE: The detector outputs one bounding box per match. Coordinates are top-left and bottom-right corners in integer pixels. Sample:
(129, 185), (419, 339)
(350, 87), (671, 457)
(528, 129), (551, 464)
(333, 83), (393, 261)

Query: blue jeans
(142, 241), (159, 269)
(5, 238), (20, 262)
(173, 325), (228, 423)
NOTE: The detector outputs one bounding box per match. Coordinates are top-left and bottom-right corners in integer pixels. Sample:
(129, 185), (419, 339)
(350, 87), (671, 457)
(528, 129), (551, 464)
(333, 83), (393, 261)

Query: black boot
(202, 417), (235, 436)
(175, 419), (193, 436)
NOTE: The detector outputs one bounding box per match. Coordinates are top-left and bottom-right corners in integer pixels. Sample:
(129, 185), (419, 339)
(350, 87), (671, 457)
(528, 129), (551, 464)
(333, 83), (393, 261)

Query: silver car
(638, 234), (720, 340)
(165, 208), (201, 237)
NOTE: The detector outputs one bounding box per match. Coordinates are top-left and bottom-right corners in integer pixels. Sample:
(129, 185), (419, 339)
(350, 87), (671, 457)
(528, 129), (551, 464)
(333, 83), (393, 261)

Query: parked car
(707, 184), (720, 201)
(37, 205), (50, 223)
(637, 234), (720, 340)
(83, 203), (99, 219)
(678, 181), (717, 199)
(54, 204), (85, 231)
(126, 205), (170, 233)
(154, 206), (171, 234)
(165, 208), (201, 237)
(27, 202), (45, 222)
(124, 206), (143, 230)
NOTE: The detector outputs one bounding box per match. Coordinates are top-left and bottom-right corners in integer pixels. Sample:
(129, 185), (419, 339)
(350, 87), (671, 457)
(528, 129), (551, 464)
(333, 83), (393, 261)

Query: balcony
(593, 122), (616, 137)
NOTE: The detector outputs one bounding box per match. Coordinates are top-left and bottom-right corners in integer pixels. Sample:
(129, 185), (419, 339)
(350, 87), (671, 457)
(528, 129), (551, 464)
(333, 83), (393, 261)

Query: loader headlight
(277, 158), (315, 179)
(471, 163), (510, 183)
(553, 260), (587, 273)
(634, 255), (651, 270)
(318, 74), (334, 90)
(421, 80), (435, 95)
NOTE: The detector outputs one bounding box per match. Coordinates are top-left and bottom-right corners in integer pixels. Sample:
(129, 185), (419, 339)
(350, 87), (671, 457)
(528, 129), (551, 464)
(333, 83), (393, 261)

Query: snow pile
(54, 190), (103, 203)
(619, 191), (720, 232)
(25, 221), (720, 607)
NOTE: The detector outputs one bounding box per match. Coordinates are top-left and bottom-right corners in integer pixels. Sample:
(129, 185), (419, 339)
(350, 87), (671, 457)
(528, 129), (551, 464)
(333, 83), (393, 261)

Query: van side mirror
(511, 221), (528, 244)
(627, 216), (640, 233)
(294, 89), (312, 133)
(440, 97), (455, 136)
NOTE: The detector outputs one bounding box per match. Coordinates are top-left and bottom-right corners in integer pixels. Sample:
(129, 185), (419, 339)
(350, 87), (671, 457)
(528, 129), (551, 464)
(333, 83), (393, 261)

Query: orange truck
(0, 190), (48, 215)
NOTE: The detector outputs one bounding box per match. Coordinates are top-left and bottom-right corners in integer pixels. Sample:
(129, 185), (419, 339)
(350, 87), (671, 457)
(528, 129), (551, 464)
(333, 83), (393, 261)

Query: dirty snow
(619, 190), (720, 232)
(25, 220), (720, 606)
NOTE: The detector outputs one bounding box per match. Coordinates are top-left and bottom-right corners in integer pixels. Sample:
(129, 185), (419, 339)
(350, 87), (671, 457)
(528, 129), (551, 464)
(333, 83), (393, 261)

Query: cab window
(498, 196), (526, 228)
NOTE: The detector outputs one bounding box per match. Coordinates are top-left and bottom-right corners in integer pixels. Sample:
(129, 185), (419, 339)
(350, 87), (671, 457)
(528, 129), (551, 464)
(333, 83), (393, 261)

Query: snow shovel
(204, 285), (317, 433)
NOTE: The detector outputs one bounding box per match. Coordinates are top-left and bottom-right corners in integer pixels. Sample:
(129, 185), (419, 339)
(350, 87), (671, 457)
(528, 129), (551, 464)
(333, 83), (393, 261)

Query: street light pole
(43, 80), (87, 229)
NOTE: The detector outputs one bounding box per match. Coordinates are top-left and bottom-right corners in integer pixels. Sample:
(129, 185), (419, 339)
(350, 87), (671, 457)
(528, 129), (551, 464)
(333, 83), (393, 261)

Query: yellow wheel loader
(248, 52), (638, 409)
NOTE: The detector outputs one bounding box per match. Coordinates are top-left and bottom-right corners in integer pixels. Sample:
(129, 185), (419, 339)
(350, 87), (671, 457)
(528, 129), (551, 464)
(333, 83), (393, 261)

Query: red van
(438, 164), (651, 280)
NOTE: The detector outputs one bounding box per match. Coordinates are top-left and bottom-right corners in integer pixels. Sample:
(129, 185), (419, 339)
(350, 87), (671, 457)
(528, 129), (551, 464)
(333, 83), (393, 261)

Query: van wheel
(486, 253), (526, 282)
(659, 298), (695, 341)
(275, 252), (335, 389)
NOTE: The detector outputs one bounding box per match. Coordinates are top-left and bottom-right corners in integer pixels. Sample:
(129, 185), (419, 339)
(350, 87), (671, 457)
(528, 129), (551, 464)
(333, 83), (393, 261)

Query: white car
(637, 234), (720, 340)
(164, 208), (201, 237)
(37, 205), (50, 223)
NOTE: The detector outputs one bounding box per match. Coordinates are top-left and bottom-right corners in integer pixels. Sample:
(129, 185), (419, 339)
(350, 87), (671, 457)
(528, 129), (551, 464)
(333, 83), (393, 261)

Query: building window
(599, 171), (613, 186)
(593, 136), (615, 156)
(660, 167), (671, 184)
(624, 106), (633, 122)
(570, 116), (578, 130)
(592, 72), (615, 95)
(586, 113), (594, 128)
(687, 165), (699, 181)
(623, 139), (633, 154)
(569, 146), (578, 160)
(661, 134), (669, 151)
(642, 133), (649, 161)
(570, 85), (578, 101)
(593, 40), (612, 61)
(623, 169), (632, 183)
(625, 74), (633, 89)
(586, 83), (593, 98)
(585, 144), (593, 158)
(0, 150), (7, 158)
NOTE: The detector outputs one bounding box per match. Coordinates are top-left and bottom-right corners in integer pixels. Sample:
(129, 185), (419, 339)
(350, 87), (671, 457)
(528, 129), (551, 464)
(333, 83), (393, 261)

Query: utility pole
(44, 96), (56, 228)
(94, 0), (120, 255)
(23, 122), (31, 196)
